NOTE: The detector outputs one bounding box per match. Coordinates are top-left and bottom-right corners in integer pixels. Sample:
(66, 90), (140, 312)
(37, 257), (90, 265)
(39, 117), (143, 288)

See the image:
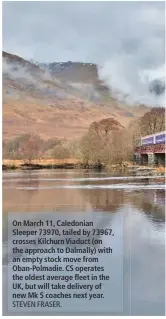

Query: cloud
(2, 1), (165, 106)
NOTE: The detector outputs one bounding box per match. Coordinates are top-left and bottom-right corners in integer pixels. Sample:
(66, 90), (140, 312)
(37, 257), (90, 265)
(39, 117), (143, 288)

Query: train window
(155, 134), (166, 144)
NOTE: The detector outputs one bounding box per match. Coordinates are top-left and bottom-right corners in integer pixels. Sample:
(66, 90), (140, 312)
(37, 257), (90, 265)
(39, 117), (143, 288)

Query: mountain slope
(3, 51), (149, 141)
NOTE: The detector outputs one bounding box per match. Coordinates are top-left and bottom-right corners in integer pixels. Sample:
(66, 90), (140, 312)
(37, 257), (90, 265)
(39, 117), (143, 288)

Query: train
(136, 131), (166, 147)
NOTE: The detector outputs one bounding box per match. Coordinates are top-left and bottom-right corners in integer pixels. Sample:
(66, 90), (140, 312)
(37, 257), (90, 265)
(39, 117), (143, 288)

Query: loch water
(3, 169), (165, 315)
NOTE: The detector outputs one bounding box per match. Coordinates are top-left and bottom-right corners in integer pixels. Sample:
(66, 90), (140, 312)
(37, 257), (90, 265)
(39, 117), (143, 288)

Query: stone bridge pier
(134, 144), (165, 166)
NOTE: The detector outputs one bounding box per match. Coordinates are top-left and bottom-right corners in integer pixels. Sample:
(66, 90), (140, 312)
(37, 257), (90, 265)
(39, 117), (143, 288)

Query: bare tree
(80, 118), (132, 167)
(130, 107), (165, 141)
(20, 134), (42, 164)
(140, 107), (165, 135)
(52, 145), (71, 161)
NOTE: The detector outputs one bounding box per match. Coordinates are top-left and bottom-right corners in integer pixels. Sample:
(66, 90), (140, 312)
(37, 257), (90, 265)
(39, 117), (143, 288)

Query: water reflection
(17, 170), (39, 190)
(3, 170), (165, 217)
(2, 169), (165, 315)
(129, 189), (165, 222)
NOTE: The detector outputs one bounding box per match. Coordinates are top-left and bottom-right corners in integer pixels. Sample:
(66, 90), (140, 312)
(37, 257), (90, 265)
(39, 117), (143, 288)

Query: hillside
(3, 51), (149, 141)
(36, 61), (99, 83)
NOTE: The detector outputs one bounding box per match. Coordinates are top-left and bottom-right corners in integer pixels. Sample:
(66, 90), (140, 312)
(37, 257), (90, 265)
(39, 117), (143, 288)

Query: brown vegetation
(3, 158), (79, 169)
(3, 106), (165, 170)
(52, 144), (71, 161)
(3, 134), (58, 163)
(130, 107), (165, 141)
(79, 118), (133, 167)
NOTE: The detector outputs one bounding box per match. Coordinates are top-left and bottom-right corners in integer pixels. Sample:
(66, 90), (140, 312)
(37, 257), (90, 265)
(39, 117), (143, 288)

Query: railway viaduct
(134, 131), (165, 166)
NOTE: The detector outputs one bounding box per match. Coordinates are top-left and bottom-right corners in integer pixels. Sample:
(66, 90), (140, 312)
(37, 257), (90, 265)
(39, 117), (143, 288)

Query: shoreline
(2, 159), (79, 170)
(2, 159), (165, 176)
(2, 159), (105, 171)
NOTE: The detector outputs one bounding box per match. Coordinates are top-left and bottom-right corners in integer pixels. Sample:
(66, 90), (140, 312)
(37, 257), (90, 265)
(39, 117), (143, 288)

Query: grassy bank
(2, 158), (105, 170)
(2, 158), (80, 170)
(2, 159), (165, 176)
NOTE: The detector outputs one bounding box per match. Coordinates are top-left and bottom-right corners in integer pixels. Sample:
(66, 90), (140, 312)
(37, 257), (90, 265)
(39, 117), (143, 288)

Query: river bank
(2, 159), (165, 176)
(2, 159), (79, 170)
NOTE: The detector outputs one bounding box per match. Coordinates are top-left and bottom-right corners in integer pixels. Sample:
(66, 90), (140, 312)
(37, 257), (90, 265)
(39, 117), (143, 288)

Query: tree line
(3, 107), (165, 166)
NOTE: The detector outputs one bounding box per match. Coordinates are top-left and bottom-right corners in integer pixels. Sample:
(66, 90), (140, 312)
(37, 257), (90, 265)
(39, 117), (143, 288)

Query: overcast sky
(2, 1), (165, 106)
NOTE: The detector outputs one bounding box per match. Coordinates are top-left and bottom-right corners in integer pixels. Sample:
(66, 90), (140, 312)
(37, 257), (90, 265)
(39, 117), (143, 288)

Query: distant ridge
(2, 50), (149, 141)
